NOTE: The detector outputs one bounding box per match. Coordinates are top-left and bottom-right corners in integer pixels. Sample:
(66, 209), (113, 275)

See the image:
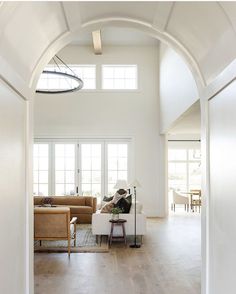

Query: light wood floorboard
(34, 212), (201, 294)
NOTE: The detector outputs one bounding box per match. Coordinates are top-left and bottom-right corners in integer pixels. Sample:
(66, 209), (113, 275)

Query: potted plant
(111, 207), (123, 221)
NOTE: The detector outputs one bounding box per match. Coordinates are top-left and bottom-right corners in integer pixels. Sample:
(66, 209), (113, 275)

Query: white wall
(159, 43), (199, 133)
(34, 45), (166, 217)
(0, 81), (27, 294)
(208, 80), (236, 294)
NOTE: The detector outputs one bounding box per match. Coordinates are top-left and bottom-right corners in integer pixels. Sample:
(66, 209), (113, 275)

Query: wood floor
(34, 212), (201, 294)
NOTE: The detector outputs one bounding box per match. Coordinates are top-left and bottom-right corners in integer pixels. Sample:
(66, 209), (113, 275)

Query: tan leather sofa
(34, 196), (97, 224)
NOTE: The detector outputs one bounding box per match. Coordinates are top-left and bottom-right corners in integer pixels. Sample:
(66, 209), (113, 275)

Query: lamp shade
(113, 180), (129, 190)
(129, 179), (141, 188)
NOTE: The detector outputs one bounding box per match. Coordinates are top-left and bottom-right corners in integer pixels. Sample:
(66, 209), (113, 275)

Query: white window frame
(38, 64), (97, 91)
(105, 141), (131, 196)
(168, 146), (201, 192)
(33, 142), (50, 196)
(101, 64), (138, 91)
(34, 138), (132, 201)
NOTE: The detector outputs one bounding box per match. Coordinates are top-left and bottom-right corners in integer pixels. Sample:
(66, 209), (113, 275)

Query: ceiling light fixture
(36, 55), (83, 94)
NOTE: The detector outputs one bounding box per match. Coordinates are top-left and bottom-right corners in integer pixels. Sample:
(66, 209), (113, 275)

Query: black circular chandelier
(36, 55), (83, 94)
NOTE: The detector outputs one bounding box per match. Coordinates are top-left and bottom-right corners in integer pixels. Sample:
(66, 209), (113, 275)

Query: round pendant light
(36, 55), (84, 94)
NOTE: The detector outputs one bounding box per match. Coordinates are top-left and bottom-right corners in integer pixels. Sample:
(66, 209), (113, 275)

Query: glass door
(79, 143), (103, 203)
(54, 143), (76, 195)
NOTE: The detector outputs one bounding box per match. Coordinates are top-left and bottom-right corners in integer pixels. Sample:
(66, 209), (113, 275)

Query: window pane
(108, 145), (117, 157)
(82, 171), (91, 183)
(102, 65), (137, 90)
(38, 184), (48, 196)
(125, 79), (136, 89)
(118, 171), (127, 181)
(65, 145), (75, 157)
(114, 79), (125, 89)
(39, 144), (48, 157)
(108, 158), (117, 170)
(108, 184), (116, 196)
(39, 171), (48, 183)
(92, 171), (101, 183)
(82, 158), (91, 170)
(118, 158), (127, 170)
(92, 144), (101, 157)
(81, 143), (102, 201)
(189, 162), (201, 190)
(114, 67), (125, 78)
(37, 65), (96, 90)
(38, 157), (48, 170)
(34, 171), (38, 183)
(92, 158), (101, 170)
(107, 143), (128, 194)
(66, 171), (75, 183)
(92, 184), (101, 198)
(103, 79), (113, 89)
(82, 184), (92, 196)
(81, 144), (91, 157)
(118, 144), (127, 157)
(55, 184), (65, 195)
(168, 149), (187, 161)
(55, 143), (76, 196)
(55, 157), (64, 170)
(33, 184), (38, 196)
(168, 147), (201, 209)
(55, 144), (64, 157)
(66, 184), (75, 195)
(55, 171), (64, 183)
(108, 171), (117, 183)
(34, 145), (39, 157)
(65, 158), (74, 170)
(33, 143), (49, 196)
(189, 149), (201, 161)
(103, 67), (113, 78)
(33, 158), (38, 170)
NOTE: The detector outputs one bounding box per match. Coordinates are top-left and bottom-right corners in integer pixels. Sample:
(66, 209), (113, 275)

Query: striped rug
(34, 224), (109, 253)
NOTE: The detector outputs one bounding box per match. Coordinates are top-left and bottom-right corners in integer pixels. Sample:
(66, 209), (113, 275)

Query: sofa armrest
(85, 197), (93, 207)
(92, 197), (97, 213)
(84, 197), (97, 213)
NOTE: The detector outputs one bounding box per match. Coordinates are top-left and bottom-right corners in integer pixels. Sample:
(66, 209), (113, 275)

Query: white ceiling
(169, 101), (201, 135)
(70, 27), (159, 46)
(1, 2), (236, 93)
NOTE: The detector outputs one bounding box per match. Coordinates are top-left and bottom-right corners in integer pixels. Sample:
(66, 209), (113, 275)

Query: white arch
(30, 17), (205, 95)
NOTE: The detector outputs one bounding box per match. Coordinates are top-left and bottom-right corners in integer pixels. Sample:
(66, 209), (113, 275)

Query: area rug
(34, 224), (109, 253)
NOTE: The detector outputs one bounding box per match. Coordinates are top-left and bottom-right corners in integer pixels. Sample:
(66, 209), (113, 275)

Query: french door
(33, 140), (130, 203)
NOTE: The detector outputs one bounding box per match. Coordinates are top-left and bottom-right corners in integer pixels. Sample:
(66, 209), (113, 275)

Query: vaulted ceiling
(0, 2), (236, 97)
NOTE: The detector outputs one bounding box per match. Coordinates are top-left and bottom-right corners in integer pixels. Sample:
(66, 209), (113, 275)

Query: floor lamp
(129, 179), (141, 248)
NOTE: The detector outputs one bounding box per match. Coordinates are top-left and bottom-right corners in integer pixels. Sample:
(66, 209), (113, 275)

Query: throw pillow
(103, 195), (114, 202)
(126, 194), (132, 204)
(100, 201), (114, 213)
(112, 191), (127, 204)
(115, 194), (132, 213)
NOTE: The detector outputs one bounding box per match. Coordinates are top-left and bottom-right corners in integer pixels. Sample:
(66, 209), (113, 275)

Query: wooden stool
(109, 219), (127, 247)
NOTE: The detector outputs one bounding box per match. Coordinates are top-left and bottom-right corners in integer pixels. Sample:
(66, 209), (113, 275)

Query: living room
(2, 2), (236, 294)
(33, 25), (201, 293)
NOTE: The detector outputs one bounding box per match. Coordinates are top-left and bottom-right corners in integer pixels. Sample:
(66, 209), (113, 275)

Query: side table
(109, 219), (127, 247)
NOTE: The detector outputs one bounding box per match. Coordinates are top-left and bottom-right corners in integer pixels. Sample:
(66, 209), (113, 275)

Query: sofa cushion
(69, 206), (93, 214)
(53, 196), (86, 206)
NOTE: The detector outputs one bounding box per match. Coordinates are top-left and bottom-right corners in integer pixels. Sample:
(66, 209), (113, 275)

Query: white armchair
(172, 190), (189, 212)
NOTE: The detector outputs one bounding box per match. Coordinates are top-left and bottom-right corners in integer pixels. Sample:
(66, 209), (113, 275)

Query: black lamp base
(129, 244), (141, 248)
